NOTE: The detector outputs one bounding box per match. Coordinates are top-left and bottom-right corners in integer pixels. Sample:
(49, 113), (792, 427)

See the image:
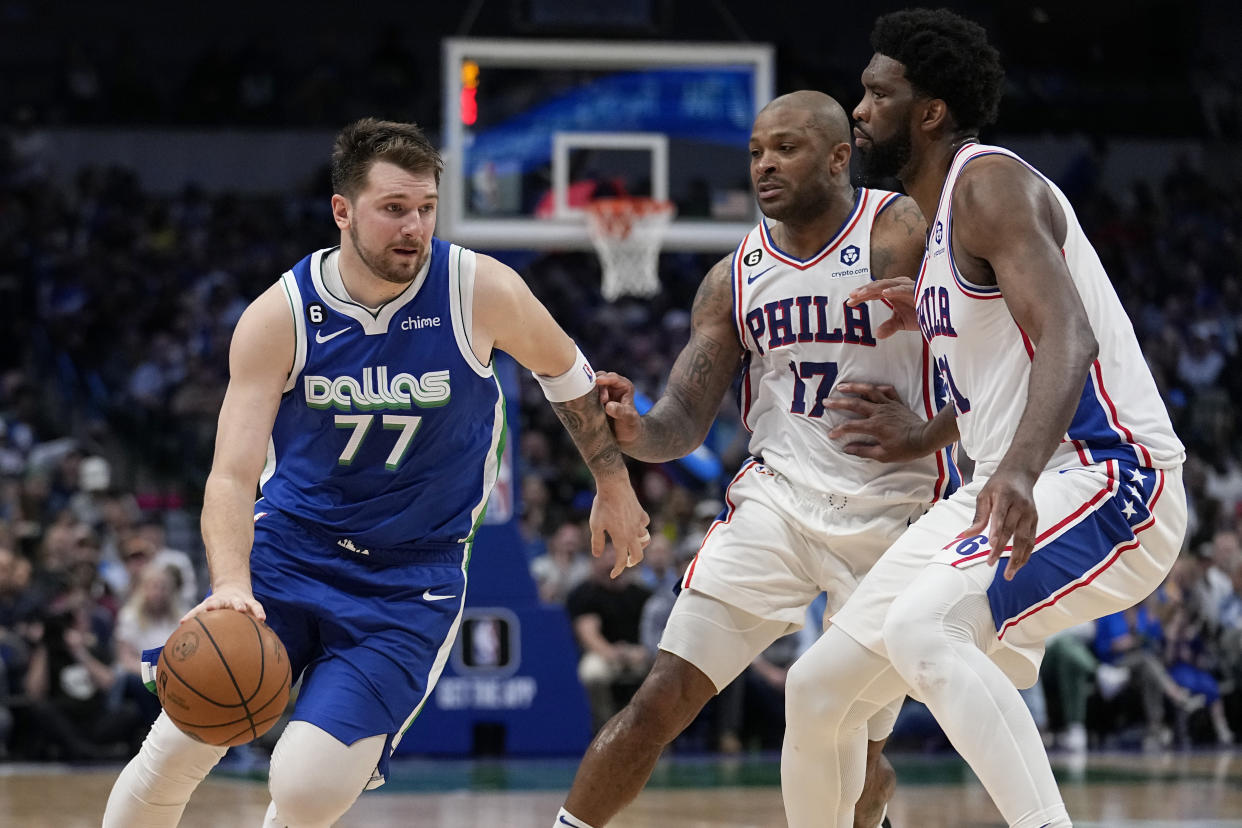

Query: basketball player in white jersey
(555, 91), (957, 828)
(779, 10), (1187, 828)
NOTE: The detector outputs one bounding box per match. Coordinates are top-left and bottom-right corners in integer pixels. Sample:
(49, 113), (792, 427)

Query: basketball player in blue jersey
(780, 11), (1187, 828)
(555, 91), (952, 828)
(103, 118), (650, 828)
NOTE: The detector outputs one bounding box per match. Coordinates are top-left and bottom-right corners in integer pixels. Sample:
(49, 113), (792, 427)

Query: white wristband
(533, 346), (597, 402)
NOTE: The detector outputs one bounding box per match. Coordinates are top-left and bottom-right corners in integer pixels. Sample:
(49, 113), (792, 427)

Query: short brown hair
(330, 118), (443, 199)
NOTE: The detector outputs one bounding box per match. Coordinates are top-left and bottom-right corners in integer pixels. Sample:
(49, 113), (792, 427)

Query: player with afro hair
(870, 8), (1006, 134)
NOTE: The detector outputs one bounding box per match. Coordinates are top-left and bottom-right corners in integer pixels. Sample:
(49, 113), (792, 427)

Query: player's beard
(857, 125), (913, 186)
(349, 223), (424, 286)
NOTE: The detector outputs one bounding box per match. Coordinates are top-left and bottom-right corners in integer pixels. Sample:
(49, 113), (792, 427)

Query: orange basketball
(156, 608), (292, 747)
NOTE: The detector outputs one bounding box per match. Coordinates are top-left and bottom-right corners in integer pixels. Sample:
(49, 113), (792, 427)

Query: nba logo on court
(840, 245), (860, 266)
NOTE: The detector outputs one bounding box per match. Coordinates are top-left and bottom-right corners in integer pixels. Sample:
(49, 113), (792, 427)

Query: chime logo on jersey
(303, 366), (451, 411)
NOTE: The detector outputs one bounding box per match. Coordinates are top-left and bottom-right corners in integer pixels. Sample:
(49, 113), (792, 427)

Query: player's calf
(854, 746), (895, 828)
(561, 652), (718, 826)
(102, 713), (229, 828)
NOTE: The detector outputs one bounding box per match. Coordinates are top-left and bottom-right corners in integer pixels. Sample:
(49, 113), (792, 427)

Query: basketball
(156, 609), (292, 747)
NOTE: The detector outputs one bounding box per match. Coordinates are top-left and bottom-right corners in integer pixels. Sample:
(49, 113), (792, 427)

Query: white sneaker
(1061, 722), (1088, 753)
(1096, 663), (1131, 701)
(1142, 726), (1173, 752)
(1180, 693), (1207, 714)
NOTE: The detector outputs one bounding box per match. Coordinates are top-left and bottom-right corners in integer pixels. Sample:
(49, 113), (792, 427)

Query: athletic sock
(555, 807), (599, 828)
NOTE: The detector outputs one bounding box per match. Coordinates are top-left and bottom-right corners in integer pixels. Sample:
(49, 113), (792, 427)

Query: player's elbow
(1049, 305), (1098, 372)
(1073, 327), (1099, 369)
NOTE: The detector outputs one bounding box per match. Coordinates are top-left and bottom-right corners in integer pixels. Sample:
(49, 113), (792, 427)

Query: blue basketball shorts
(146, 507), (470, 787)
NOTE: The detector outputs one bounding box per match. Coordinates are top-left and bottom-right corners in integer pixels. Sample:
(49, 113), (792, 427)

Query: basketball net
(585, 197), (675, 301)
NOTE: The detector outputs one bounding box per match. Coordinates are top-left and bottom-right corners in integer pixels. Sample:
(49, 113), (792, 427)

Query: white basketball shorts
(679, 458), (929, 628)
(832, 460), (1187, 688)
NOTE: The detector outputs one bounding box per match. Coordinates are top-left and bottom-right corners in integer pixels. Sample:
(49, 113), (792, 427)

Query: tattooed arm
(870, 195), (926, 281)
(849, 195), (927, 339)
(597, 254), (745, 463)
(474, 254), (649, 573)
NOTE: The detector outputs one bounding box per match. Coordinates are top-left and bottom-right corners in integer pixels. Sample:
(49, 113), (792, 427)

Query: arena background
(2, 1), (1242, 825)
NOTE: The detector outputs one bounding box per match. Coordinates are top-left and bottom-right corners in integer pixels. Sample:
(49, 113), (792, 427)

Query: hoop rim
(585, 196), (676, 219)
(584, 197), (672, 300)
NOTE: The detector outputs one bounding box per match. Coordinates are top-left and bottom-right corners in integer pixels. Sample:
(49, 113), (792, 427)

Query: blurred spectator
(638, 537), (698, 661)
(112, 562), (186, 727)
(15, 586), (138, 760)
(134, 518), (200, 609)
(67, 454), (113, 529)
(567, 546), (652, 732)
(62, 523), (120, 620)
(1161, 556), (1234, 745)
(1205, 459), (1242, 522)
(0, 544), (34, 757)
(1041, 622), (1131, 752)
(635, 532), (679, 596)
(530, 520), (591, 606)
(734, 632), (801, 752)
(1094, 602), (1204, 750)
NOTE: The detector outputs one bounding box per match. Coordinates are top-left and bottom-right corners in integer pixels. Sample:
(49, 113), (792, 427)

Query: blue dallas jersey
(258, 238), (506, 551)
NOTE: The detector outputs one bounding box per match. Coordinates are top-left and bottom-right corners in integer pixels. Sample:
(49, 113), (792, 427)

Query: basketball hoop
(585, 197), (675, 301)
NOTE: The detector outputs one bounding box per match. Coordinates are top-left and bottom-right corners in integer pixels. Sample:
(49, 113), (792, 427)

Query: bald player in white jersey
(554, 91), (955, 828)
(780, 10), (1186, 828)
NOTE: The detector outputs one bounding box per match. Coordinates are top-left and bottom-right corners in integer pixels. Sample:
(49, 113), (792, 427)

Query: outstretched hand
(589, 480), (652, 578)
(596, 371), (641, 447)
(181, 584), (266, 624)
(965, 468), (1039, 580)
(848, 277), (919, 339)
(826, 382), (928, 462)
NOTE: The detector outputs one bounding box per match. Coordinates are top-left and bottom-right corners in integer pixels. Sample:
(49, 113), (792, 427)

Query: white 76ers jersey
(732, 188), (958, 504)
(916, 144), (1185, 475)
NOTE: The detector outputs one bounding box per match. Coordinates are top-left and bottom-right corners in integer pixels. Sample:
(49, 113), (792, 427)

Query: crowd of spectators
(3, 2), (1239, 140)
(3, 97), (1242, 762)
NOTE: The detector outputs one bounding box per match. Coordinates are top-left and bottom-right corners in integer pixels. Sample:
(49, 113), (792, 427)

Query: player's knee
(269, 774), (360, 828)
(268, 723), (380, 827)
(144, 713), (229, 784)
(785, 655), (848, 732)
(269, 759), (365, 827)
(621, 657), (714, 741)
(882, 593), (947, 697)
(883, 571), (994, 699)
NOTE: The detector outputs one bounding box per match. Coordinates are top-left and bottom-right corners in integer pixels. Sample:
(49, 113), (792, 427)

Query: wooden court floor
(5, 750), (1241, 827)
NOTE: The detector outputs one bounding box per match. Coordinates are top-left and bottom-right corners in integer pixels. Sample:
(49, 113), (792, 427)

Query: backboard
(441, 38), (774, 252)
